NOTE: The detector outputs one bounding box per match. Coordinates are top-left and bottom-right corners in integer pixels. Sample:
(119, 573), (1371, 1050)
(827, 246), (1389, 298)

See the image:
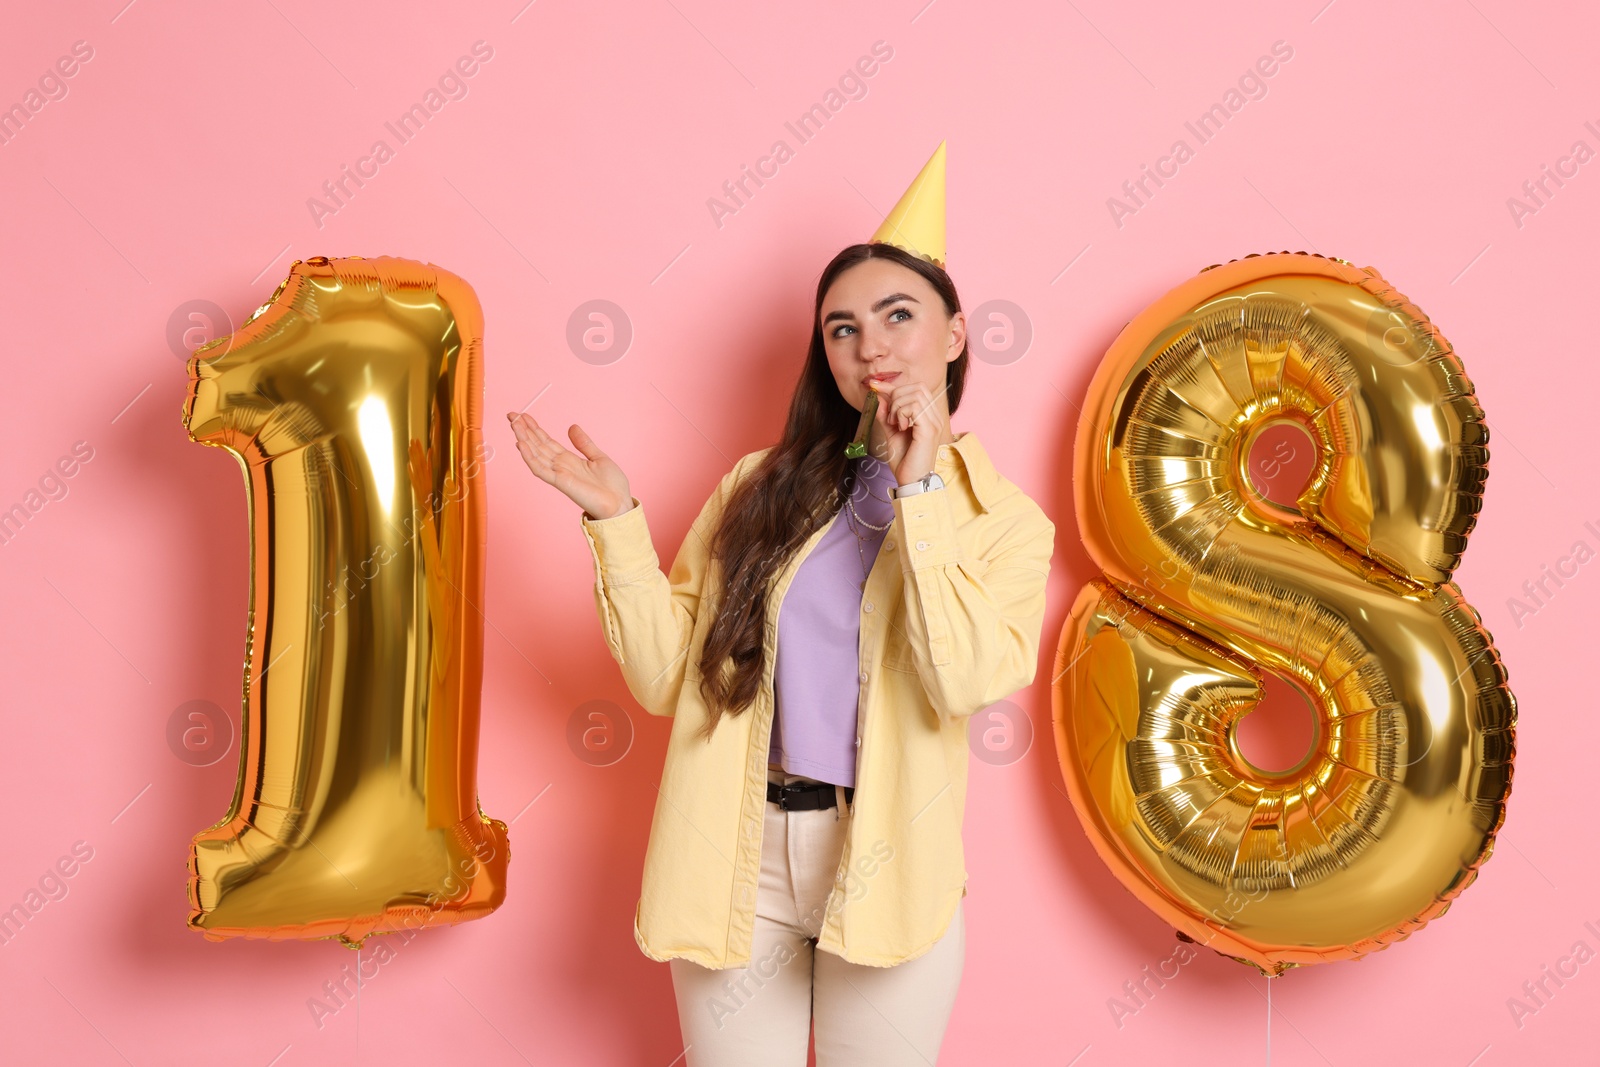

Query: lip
(863, 372), (899, 385)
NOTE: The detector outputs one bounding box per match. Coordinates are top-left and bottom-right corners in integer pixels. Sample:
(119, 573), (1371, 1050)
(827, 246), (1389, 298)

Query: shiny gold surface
(1054, 253), (1515, 975)
(183, 255), (508, 947)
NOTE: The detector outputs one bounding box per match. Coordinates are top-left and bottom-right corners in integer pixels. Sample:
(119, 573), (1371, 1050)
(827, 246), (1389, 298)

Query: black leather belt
(767, 779), (854, 811)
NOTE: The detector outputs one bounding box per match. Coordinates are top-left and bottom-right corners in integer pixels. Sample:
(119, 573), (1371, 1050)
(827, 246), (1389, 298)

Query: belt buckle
(776, 782), (810, 811)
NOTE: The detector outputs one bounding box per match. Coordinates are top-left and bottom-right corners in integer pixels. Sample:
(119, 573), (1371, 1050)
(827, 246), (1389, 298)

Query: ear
(946, 309), (967, 361)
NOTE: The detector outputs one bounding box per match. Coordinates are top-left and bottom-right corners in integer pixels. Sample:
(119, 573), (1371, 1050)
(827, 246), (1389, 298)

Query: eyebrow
(822, 292), (920, 326)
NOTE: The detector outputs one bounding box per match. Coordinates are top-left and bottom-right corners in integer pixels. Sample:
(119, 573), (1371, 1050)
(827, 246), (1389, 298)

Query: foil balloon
(183, 255), (509, 946)
(1053, 252), (1515, 976)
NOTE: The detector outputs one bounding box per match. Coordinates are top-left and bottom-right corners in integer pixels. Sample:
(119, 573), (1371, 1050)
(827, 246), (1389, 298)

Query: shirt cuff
(578, 496), (656, 583)
(892, 484), (960, 571)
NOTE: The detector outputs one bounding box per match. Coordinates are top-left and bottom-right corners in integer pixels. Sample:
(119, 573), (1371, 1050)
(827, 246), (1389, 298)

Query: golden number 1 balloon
(1053, 252), (1515, 976)
(183, 255), (509, 946)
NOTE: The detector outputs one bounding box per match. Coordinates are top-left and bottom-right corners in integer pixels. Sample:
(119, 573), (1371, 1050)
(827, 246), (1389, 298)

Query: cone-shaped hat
(870, 140), (946, 269)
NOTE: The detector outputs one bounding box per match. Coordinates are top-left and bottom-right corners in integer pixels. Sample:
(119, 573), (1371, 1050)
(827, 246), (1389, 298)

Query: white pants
(668, 768), (965, 1066)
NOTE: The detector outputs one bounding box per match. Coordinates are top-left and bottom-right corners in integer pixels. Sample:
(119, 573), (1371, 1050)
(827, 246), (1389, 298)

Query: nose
(860, 324), (891, 361)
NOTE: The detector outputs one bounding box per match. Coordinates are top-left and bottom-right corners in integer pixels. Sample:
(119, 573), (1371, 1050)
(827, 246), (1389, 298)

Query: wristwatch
(889, 471), (945, 500)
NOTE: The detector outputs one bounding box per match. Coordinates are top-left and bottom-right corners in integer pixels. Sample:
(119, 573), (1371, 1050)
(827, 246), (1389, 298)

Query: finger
(520, 416), (579, 469)
(872, 392), (896, 434)
(508, 416), (547, 462)
(509, 415), (575, 482)
(880, 393), (900, 429)
(568, 423), (607, 463)
(508, 412), (551, 452)
(883, 390), (908, 428)
(512, 433), (557, 484)
(901, 392), (933, 429)
(512, 412), (555, 448)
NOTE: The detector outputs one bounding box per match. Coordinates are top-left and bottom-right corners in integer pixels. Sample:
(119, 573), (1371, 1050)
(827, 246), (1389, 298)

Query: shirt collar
(933, 430), (1003, 514)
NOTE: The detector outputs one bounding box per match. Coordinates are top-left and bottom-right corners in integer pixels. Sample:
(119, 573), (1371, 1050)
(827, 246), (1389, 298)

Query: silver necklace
(845, 491), (892, 532)
(844, 467), (892, 590)
(848, 456), (894, 525)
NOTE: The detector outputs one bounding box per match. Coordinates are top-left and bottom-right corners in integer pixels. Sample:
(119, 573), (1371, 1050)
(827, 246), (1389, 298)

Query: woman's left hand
(869, 378), (952, 487)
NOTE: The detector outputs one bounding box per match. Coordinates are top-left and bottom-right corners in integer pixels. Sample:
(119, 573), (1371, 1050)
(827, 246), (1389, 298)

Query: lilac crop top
(767, 454), (899, 788)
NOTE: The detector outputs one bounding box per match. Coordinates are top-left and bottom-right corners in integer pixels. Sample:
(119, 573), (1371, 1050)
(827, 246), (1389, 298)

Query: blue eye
(830, 307), (911, 339)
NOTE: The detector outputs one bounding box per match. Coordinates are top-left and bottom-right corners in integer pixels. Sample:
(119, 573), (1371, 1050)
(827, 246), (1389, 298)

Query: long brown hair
(693, 241), (970, 739)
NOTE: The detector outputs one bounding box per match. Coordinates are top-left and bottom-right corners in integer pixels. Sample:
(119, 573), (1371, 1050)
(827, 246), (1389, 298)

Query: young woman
(509, 240), (1055, 1065)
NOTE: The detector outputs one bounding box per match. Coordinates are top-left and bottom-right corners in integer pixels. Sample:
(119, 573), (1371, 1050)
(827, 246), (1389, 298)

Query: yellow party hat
(870, 140), (946, 269)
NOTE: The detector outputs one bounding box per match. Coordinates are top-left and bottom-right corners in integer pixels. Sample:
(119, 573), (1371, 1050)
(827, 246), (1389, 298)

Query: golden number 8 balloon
(1053, 252), (1515, 976)
(183, 255), (509, 946)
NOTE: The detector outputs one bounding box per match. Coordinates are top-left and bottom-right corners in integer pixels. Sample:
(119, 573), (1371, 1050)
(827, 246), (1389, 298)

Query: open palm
(507, 413), (633, 521)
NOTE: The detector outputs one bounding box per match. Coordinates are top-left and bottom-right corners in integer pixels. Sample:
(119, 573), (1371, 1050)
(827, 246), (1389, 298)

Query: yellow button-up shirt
(578, 429), (1055, 968)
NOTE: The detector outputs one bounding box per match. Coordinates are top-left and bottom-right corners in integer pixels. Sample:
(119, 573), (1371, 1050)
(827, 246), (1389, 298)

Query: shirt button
(854, 737), (861, 748)
(859, 671), (869, 684)
(863, 601), (874, 613)
(885, 539), (895, 551)
(916, 540), (930, 551)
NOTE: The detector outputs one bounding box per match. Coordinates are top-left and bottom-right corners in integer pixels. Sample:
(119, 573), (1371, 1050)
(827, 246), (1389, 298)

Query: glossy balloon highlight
(1053, 252), (1515, 976)
(183, 255), (508, 946)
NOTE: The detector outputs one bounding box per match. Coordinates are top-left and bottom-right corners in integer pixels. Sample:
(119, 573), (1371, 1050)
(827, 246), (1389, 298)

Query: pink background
(2, 1), (1595, 1063)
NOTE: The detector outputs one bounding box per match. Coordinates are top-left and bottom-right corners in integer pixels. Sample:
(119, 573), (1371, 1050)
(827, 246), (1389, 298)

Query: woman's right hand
(507, 413), (634, 520)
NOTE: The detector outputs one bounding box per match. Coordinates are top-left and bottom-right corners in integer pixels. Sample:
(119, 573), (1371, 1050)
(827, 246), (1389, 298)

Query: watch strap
(891, 471), (944, 499)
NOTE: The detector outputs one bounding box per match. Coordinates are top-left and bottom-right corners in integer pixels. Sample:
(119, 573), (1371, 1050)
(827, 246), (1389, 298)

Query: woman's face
(819, 257), (965, 415)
